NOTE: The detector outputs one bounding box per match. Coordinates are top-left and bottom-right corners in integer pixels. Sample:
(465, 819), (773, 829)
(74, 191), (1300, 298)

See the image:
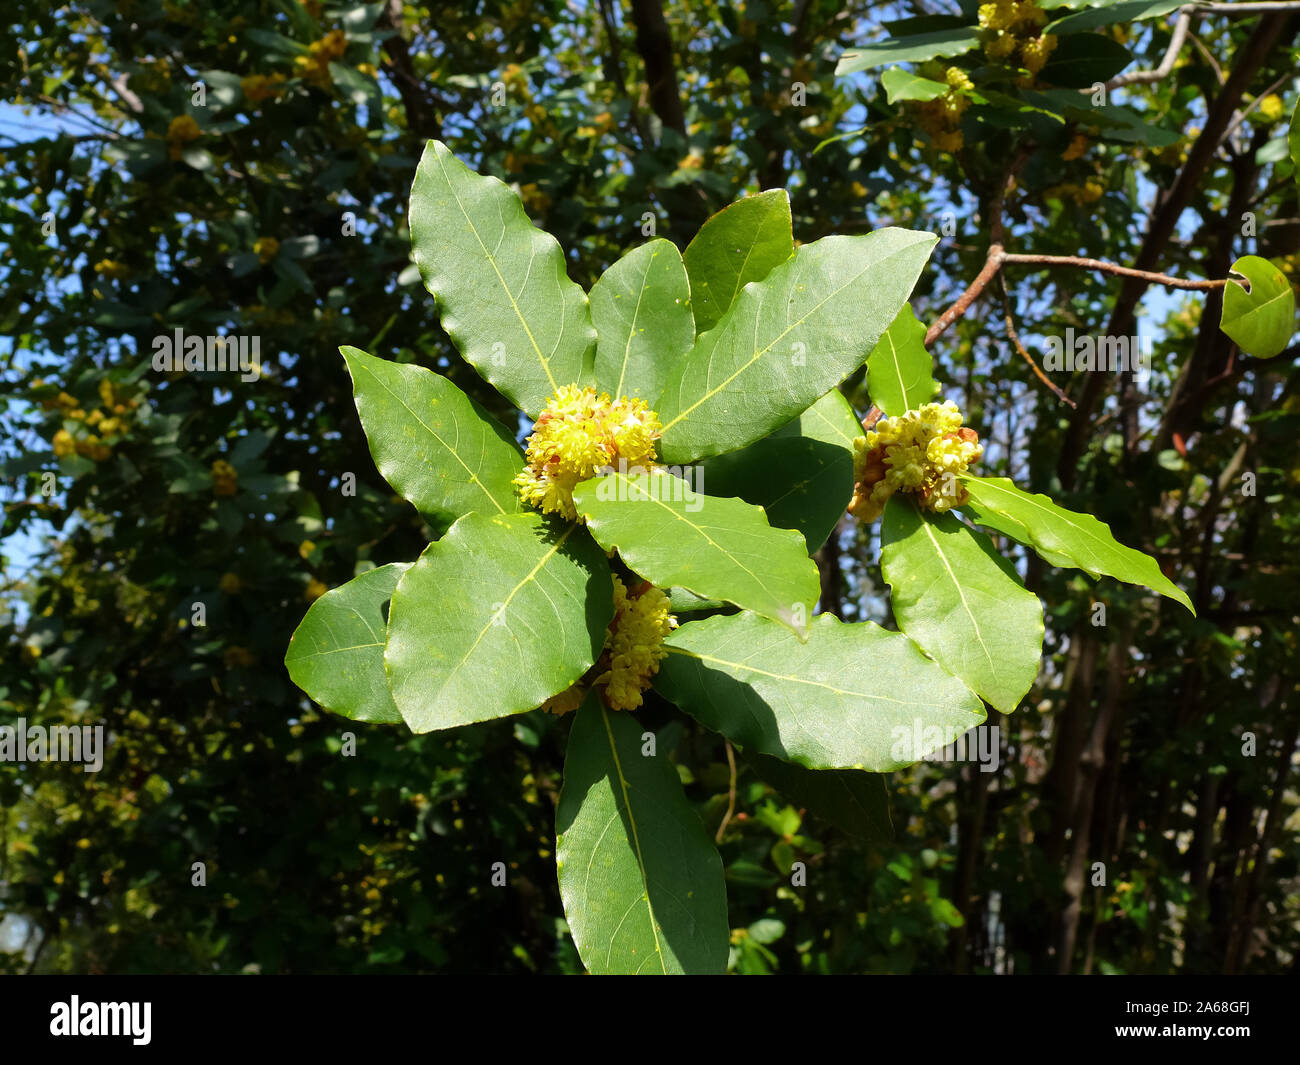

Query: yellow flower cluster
(1257, 93), (1284, 122)
(47, 378), (139, 462)
(1060, 133), (1089, 161)
(94, 259), (130, 281)
(254, 237), (280, 264)
(1045, 178), (1104, 204)
(295, 30), (348, 86)
(599, 576), (674, 711)
(912, 67), (974, 153)
(978, 0), (1056, 75)
(241, 73), (285, 104)
(165, 114), (201, 160)
(514, 385), (662, 522)
(848, 401), (983, 523)
(211, 459), (239, 497)
(542, 575), (676, 714)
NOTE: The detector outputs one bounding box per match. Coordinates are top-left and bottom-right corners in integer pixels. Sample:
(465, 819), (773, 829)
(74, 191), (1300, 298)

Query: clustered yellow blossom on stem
(542, 575), (675, 715)
(46, 377), (139, 462)
(978, 0), (1057, 75)
(514, 385), (662, 522)
(211, 459), (239, 497)
(294, 29), (348, 86)
(848, 401), (984, 523)
(913, 67), (974, 153)
(241, 73), (286, 104)
(165, 115), (201, 160)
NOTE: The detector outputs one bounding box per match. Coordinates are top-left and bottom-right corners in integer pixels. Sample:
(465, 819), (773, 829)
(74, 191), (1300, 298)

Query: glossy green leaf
(341, 346), (522, 526)
(1038, 33), (1132, 89)
(1220, 255), (1295, 359)
(866, 304), (938, 415)
(657, 228), (938, 463)
(573, 469), (819, 636)
(1046, 1), (1186, 34)
(666, 587), (729, 613)
(655, 611), (986, 771)
(284, 563), (410, 724)
(881, 499), (1043, 714)
(556, 697), (728, 974)
(683, 189), (793, 335)
(384, 512), (612, 732)
(590, 238), (694, 404)
(408, 139), (595, 416)
(836, 29), (980, 76)
(959, 474), (1196, 614)
(742, 750), (893, 842)
(701, 390), (858, 552)
(880, 68), (950, 103)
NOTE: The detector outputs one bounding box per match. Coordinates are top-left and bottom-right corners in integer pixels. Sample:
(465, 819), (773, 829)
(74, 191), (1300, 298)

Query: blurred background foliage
(0, 0), (1296, 974)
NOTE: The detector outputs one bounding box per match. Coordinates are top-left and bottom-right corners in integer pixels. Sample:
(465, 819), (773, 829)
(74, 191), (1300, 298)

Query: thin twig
(1000, 253), (1228, 290)
(1187, 30), (1226, 83)
(1105, 11), (1192, 89)
(716, 740), (737, 845)
(926, 244), (1004, 347)
(1188, 1), (1300, 12)
(999, 274), (1076, 408)
(1218, 70), (1292, 151)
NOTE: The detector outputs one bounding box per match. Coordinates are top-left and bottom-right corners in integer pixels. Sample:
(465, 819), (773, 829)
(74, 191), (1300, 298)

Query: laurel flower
(165, 114), (201, 159)
(978, 0), (1054, 74)
(848, 401), (983, 523)
(514, 385), (662, 521)
(540, 575), (675, 715)
(211, 458), (239, 497)
(596, 576), (674, 712)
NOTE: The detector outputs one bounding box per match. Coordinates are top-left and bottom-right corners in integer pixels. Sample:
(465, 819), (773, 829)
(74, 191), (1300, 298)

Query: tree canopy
(1, 0), (1297, 974)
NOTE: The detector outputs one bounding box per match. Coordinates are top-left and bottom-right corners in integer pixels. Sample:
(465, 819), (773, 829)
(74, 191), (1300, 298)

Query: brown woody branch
(926, 248), (1227, 350)
(998, 274), (1076, 407)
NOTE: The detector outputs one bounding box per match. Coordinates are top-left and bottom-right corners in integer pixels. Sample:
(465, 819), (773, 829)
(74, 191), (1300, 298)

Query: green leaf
(655, 611), (986, 771)
(1046, 1), (1186, 34)
(959, 475), (1196, 614)
(701, 390), (858, 552)
(1220, 255), (1295, 359)
(683, 189), (793, 335)
(340, 346), (522, 526)
(408, 139), (596, 416)
(836, 29), (980, 76)
(556, 697), (728, 974)
(1016, 90), (1181, 147)
(657, 228), (938, 463)
(880, 68), (951, 104)
(880, 500), (1043, 714)
(666, 587), (729, 613)
(1039, 33), (1132, 89)
(742, 750), (893, 842)
(284, 563), (410, 724)
(866, 304), (938, 415)
(590, 238), (694, 404)
(573, 469), (820, 636)
(384, 512), (612, 732)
